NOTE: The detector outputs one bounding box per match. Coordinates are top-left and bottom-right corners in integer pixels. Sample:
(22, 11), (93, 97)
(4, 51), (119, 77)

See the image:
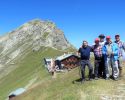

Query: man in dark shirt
(78, 41), (93, 83)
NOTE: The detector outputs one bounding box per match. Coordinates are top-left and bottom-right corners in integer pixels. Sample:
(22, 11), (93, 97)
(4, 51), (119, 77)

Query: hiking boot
(105, 77), (109, 80)
(89, 78), (93, 81)
(95, 77), (98, 80)
(81, 79), (85, 84)
(113, 77), (119, 81)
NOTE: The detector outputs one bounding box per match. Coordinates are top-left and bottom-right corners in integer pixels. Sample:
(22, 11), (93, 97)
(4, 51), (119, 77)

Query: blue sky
(0, 0), (125, 48)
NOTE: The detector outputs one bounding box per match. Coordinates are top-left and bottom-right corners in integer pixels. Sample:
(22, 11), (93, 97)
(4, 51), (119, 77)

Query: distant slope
(0, 47), (69, 100)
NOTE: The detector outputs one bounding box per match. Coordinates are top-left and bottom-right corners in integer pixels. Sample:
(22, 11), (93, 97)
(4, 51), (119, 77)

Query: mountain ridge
(0, 19), (75, 80)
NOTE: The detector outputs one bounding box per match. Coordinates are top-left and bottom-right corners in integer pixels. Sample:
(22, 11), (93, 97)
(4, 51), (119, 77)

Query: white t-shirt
(99, 41), (105, 47)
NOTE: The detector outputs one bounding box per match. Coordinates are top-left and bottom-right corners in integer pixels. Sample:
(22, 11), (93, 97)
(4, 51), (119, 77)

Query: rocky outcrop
(0, 19), (73, 66)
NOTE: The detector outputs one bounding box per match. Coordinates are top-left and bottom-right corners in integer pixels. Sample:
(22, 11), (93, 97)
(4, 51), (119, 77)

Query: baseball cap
(99, 34), (105, 38)
(95, 38), (100, 42)
(106, 36), (111, 39)
(115, 34), (120, 37)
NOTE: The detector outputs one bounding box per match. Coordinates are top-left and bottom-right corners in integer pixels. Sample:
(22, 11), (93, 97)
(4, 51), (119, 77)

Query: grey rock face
(0, 19), (73, 65)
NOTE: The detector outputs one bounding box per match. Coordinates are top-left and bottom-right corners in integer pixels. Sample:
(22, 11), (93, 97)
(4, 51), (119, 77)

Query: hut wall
(61, 56), (80, 69)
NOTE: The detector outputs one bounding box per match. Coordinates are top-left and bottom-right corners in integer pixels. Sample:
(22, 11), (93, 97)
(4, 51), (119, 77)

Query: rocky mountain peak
(0, 19), (73, 66)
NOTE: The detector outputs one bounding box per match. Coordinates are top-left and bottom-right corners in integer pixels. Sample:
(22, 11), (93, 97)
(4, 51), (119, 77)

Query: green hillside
(0, 47), (65, 100)
(0, 47), (125, 100)
(14, 62), (125, 100)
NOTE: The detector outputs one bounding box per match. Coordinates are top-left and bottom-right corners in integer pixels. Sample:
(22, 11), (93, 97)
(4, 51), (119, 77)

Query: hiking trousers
(98, 57), (106, 78)
(80, 60), (93, 80)
(94, 59), (104, 78)
(118, 56), (123, 77)
(105, 57), (119, 78)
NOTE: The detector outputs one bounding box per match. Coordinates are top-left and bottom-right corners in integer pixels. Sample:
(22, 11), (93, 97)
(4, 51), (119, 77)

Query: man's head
(82, 40), (88, 47)
(99, 34), (105, 42)
(95, 38), (100, 45)
(106, 36), (111, 43)
(115, 34), (120, 42)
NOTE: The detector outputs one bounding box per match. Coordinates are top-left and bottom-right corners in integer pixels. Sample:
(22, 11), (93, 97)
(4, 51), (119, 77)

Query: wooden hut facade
(56, 54), (80, 69)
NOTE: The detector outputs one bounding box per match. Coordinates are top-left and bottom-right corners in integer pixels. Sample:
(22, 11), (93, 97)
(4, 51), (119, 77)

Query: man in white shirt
(99, 34), (105, 46)
(98, 34), (105, 78)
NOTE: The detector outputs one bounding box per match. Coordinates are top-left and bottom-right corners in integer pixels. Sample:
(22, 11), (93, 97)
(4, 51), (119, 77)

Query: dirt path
(100, 74), (125, 100)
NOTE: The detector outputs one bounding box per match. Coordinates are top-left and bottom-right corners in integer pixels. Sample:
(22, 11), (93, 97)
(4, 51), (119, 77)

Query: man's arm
(90, 45), (94, 52)
(77, 48), (81, 57)
(112, 44), (119, 56)
(122, 42), (125, 52)
(102, 45), (107, 55)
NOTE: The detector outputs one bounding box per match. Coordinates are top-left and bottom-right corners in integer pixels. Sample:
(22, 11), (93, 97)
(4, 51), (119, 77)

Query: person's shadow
(72, 78), (82, 84)
(72, 74), (95, 84)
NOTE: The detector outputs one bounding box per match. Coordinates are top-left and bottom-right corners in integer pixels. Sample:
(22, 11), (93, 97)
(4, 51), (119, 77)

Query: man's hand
(77, 52), (80, 57)
(106, 53), (109, 56)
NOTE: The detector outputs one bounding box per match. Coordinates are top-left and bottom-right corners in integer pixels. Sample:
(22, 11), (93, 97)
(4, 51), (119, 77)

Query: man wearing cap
(98, 34), (106, 78)
(92, 38), (103, 80)
(114, 34), (125, 77)
(102, 36), (119, 80)
(78, 41), (93, 83)
(99, 34), (105, 46)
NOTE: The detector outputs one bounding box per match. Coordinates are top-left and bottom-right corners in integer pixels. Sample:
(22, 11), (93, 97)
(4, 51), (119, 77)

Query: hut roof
(56, 54), (79, 61)
(9, 88), (26, 96)
(45, 58), (51, 62)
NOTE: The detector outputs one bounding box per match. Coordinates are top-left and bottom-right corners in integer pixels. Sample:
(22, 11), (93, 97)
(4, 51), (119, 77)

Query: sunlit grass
(0, 47), (125, 100)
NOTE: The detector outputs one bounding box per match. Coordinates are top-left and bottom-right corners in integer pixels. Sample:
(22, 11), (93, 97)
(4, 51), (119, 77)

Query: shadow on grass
(72, 78), (82, 84)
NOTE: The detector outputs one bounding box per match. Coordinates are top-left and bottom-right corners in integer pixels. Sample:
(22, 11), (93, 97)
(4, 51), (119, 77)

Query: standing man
(78, 41), (93, 83)
(92, 38), (103, 80)
(99, 34), (105, 46)
(103, 36), (119, 80)
(98, 34), (106, 78)
(114, 34), (125, 77)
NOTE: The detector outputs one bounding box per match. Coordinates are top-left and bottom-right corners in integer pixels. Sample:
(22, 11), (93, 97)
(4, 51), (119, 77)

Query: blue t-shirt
(78, 46), (92, 60)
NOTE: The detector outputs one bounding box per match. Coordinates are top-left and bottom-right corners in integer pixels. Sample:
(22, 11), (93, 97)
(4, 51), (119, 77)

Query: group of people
(78, 34), (125, 83)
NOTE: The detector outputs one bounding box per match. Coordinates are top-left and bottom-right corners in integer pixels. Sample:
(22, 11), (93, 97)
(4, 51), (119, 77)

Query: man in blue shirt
(103, 36), (119, 80)
(78, 41), (93, 83)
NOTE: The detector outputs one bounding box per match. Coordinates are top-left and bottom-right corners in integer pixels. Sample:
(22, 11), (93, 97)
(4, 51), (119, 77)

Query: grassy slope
(0, 47), (64, 100)
(0, 47), (125, 100)
(15, 61), (125, 99)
